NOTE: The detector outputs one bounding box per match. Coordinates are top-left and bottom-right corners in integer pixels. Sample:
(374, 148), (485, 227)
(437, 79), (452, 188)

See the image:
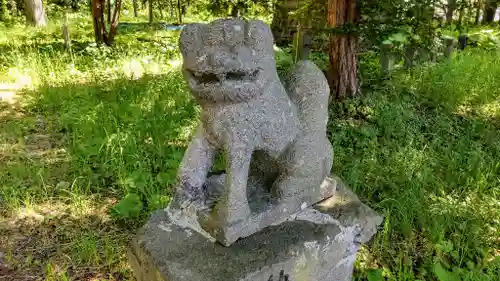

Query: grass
(0, 13), (499, 281)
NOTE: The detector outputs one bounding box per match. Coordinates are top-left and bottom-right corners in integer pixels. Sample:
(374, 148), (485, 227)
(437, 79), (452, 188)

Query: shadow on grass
(118, 22), (184, 34)
(0, 73), (197, 280)
(1, 201), (140, 281)
(0, 40), (96, 57)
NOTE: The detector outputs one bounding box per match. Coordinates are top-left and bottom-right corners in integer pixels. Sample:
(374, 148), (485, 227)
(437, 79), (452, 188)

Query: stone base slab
(128, 176), (382, 281)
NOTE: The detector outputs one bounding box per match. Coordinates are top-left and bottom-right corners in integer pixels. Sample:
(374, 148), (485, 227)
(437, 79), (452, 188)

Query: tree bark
(327, 0), (358, 99)
(91, 0), (121, 45)
(457, 7), (464, 31)
(106, 0), (111, 24)
(148, 0), (153, 24)
(177, 0), (182, 24)
(106, 0), (121, 45)
(169, 0), (174, 20)
(24, 0), (47, 26)
(132, 0), (138, 17)
(446, 0), (456, 24)
(482, 0), (497, 24)
(0, 0), (7, 21)
(92, 0), (106, 44)
(474, 0), (482, 25)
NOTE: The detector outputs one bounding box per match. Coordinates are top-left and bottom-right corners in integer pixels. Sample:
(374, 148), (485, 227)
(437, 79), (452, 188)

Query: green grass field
(0, 14), (499, 281)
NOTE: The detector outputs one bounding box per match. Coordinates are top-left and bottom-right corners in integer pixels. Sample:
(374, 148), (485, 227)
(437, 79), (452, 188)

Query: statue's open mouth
(186, 69), (260, 85)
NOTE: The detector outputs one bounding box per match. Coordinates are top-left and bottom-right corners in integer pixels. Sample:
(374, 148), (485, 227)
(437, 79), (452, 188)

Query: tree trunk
(24, 0), (47, 26)
(475, 0), (482, 25)
(482, 0), (497, 24)
(91, 0), (121, 45)
(0, 0), (7, 21)
(148, 0), (153, 24)
(457, 7), (464, 31)
(446, 0), (456, 24)
(106, 0), (111, 24)
(327, 0), (358, 99)
(105, 0), (121, 45)
(92, 0), (106, 44)
(169, 0), (174, 20)
(132, 0), (138, 17)
(177, 0), (182, 24)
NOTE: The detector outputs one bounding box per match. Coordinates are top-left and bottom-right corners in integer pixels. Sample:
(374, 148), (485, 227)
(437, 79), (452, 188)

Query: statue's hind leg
(272, 136), (334, 205)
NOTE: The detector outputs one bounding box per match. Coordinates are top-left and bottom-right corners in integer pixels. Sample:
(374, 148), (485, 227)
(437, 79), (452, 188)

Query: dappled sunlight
(0, 195), (133, 281)
(476, 99), (500, 120)
(167, 58), (183, 68)
(8, 196), (117, 227)
(428, 192), (499, 238)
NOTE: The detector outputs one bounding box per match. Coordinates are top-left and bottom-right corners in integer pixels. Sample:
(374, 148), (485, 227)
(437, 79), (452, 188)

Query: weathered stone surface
(172, 18), (334, 246)
(129, 177), (383, 281)
(169, 175), (337, 246)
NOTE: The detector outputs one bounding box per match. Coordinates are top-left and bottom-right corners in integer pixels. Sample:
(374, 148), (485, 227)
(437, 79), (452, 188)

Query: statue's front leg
(215, 144), (252, 225)
(173, 125), (216, 208)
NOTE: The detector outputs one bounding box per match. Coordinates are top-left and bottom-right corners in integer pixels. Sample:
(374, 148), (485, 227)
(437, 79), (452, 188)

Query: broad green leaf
(366, 268), (384, 281)
(111, 193), (143, 219)
(391, 33), (407, 43)
(433, 263), (461, 281)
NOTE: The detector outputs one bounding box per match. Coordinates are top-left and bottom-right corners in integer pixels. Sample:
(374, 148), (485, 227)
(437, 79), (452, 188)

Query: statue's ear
(245, 20), (274, 55)
(179, 23), (204, 57)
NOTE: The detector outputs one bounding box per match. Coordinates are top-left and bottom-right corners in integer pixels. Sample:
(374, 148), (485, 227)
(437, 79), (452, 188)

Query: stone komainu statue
(172, 18), (334, 246)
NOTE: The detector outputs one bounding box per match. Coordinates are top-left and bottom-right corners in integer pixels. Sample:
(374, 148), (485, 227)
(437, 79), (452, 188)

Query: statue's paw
(214, 201), (251, 226)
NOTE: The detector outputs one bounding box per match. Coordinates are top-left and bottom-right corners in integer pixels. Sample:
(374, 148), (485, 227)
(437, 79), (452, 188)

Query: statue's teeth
(216, 74), (226, 81)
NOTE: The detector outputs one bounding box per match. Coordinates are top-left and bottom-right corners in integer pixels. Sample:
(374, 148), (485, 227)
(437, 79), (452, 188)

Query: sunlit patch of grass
(0, 196), (135, 281)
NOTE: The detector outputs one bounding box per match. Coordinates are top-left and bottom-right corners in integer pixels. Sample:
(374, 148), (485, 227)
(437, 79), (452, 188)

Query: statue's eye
(226, 71), (246, 80)
(199, 73), (220, 83)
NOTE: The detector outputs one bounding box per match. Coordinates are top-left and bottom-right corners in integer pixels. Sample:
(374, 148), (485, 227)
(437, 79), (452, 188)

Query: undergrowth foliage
(0, 16), (499, 281)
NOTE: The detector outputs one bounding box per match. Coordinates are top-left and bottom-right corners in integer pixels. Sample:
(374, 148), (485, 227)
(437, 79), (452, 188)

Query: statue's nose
(208, 49), (241, 70)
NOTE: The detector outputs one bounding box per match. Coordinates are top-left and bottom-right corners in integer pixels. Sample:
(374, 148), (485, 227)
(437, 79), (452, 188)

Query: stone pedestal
(128, 177), (382, 281)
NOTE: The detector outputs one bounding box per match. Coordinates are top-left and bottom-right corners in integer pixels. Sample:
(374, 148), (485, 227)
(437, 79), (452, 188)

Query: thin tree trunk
(92, 0), (106, 44)
(0, 0), (7, 21)
(482, 0), (497, 24)
(475, 0), (482, 25)
(105, 0), (121, 45)
(132, 0), (138, 17)
(62, 10), (73, 58)
(169, 0), (174, 20)
(446, 0), (456, 24)
(148, 0), (153, 24)
(24, 0), (47, 26)
(457, 7), (464, 31)
(177, 0), (182, 24)
(327, 0), (358, 99)
(91, 0), (121, 45)
(106, 0), (111, 24)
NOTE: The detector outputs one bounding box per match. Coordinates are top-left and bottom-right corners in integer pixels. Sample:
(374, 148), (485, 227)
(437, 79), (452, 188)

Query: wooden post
(443, 36), (456, 59)
(404, 45), (416, 69)
(292, 29), (312, 62)
(62, 10), (72, 58)
(418, 48), (431, 63)
(458, 34), (468, 50)
(148, 0), (153, 25)
(380, 42), (393, 75)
